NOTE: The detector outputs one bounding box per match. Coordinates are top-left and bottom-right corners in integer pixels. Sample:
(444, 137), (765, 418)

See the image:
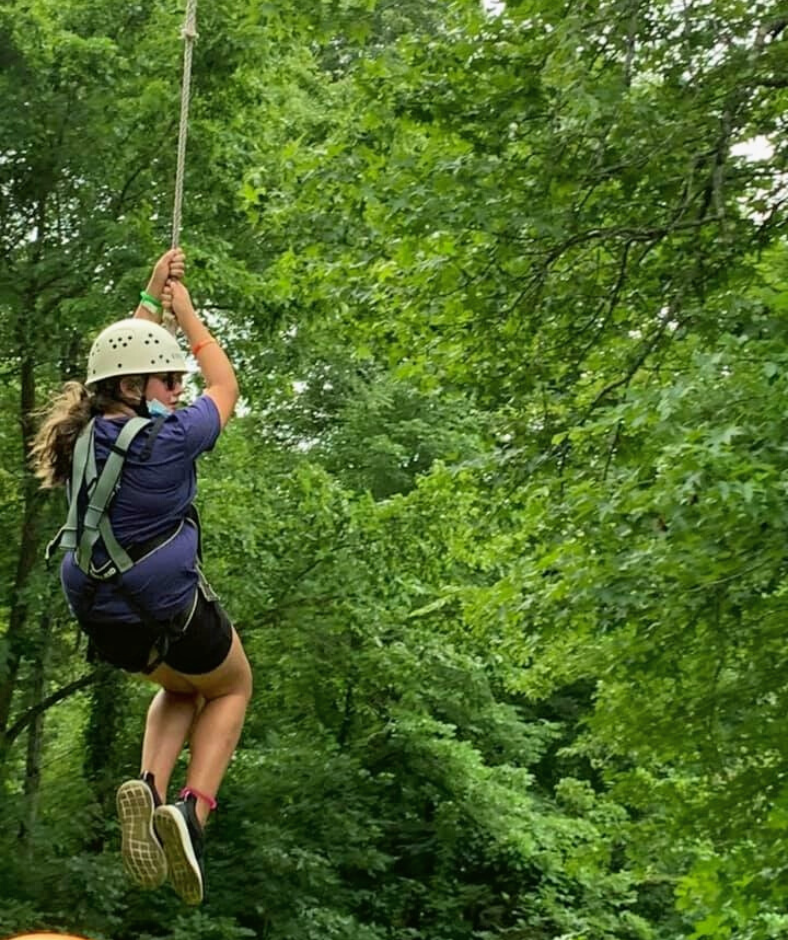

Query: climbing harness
(46, 415), (198, 673)
(164, 0), (198, 334)
(48, 416), (161, 577)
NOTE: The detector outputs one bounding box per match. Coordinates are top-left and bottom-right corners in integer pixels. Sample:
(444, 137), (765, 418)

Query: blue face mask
(147, 398), (171, 417)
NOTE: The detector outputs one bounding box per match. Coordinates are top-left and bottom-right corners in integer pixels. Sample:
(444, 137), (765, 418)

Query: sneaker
(116, 774), (167, 889)
(153, 795), (205, 905)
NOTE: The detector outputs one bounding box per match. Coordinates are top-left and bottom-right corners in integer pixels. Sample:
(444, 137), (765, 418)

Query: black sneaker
(116, 773), (167, 889)
(153, 795), (205, 905)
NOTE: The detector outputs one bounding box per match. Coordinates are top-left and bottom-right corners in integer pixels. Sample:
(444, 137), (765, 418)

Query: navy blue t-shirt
(61, 395), (221, 622)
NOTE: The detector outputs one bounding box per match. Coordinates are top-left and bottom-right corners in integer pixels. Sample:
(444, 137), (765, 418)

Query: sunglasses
(150, 372), (185, 390)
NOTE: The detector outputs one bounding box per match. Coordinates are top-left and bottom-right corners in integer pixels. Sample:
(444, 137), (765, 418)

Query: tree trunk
(18, 611), (52, 857)
(0, 354), (46, 751)
(81, 666), (127, 852)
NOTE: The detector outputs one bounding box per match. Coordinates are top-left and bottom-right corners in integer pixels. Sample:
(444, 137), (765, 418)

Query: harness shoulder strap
(139, 413), (168, 461)
(45, 419), (96, 563)
(76, 416), (153, 575)
(45, 416), (155, 571)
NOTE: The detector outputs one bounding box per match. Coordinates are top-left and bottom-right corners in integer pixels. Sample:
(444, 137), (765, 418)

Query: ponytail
(30, 378), (131, 488)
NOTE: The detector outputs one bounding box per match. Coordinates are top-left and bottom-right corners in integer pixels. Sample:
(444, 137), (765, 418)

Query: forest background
(0, 0), (786, 938)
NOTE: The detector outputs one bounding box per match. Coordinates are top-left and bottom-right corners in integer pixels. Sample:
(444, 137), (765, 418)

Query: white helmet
(86, 318), (187, 386)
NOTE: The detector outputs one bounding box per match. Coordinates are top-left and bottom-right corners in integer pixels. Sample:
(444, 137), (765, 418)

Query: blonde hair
(31, 382), (94, 488)
(30, 377), (144, 488)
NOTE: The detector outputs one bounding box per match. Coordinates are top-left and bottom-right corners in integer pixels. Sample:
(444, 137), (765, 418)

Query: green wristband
(140, 290), (163, 311)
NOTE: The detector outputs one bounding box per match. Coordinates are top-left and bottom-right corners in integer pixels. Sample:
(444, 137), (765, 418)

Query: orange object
(8, 934), (90, 939)
(191, 337), (216, 356)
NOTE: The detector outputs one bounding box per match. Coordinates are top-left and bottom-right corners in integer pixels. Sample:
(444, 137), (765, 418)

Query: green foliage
(1, 0), (787, 937)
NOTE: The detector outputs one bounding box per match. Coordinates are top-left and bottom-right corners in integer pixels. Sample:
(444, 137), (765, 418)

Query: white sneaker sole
(153, 805), (204, 905)
(116, 780), (167, 889)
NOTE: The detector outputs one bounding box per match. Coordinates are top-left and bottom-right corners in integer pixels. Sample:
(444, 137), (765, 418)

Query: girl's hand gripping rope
(136, 248), (186, 325)
(158, 247), (185, 334)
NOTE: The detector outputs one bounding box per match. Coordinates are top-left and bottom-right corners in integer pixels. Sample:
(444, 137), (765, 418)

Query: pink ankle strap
(180, 786), (218, 811)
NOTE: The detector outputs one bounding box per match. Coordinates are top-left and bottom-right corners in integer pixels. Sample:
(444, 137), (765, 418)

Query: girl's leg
(146, 629), (252, 824)
(139, 686), (202, 800)
(144, 630), (251, 904)
(181, 638), (251, 822)
(116, 674), (201, 888)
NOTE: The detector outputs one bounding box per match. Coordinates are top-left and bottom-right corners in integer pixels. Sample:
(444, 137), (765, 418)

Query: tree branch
(4, 670), (102, 749)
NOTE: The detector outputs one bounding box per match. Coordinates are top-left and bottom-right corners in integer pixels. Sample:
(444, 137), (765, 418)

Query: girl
(31, 250), (252, 905)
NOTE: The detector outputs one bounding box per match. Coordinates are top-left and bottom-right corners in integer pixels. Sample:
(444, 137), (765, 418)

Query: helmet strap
(117, 376), (151, 418)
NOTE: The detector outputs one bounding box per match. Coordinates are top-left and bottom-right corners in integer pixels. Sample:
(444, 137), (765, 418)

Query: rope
(163, 0), (198, 334)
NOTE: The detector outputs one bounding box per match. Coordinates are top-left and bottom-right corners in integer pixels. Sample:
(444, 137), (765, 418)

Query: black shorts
(80, 584), (234, 676)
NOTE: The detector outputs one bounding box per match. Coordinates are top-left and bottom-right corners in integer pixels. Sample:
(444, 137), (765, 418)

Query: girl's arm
(134, 248), (186, 322)
(168, 279), (239, 429)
